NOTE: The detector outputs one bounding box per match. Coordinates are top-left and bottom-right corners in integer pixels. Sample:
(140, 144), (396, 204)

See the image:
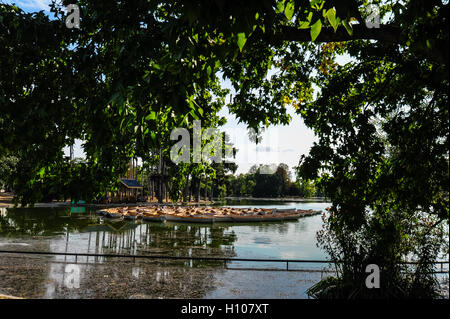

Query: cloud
(5, 0), (51, 11)
(255, 146), (273, 152)
(254, 146), (295, 153)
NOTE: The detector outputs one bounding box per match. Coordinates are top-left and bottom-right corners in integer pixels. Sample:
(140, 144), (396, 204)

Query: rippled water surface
(0, 201), (331, 298)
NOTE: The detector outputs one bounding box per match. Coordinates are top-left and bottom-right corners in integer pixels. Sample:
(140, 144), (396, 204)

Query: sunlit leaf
(284, 0), (295, 20)
(237, 32), (247, 51)
(326, 8), (338, 32)
(310, 19), (322, 41)
(342, 19), (353, 36)
(275, 1), (285, 13)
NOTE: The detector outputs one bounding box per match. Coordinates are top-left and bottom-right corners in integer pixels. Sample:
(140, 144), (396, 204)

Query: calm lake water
(0, 200), (331, 298)
(0, 201), (329, 261)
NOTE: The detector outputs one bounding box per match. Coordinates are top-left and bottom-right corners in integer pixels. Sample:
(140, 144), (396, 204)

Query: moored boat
(96, 205), (321, 224)
(106, 212), (122, 218)
(273, 208), (297, 213)
(142, 215), (165, 222)
(212, 216), (234, 222)
(230, 212), (301, 222)
(281, 214), (302, 220)
(165, 215), (215, 223)
(230, 215), (264, 222)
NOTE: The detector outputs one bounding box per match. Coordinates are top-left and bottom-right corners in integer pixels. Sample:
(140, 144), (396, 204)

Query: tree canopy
(1, 0), (448, 297)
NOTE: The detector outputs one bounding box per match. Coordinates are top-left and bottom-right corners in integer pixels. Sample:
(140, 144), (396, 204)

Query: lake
(0, 200), (332, 298)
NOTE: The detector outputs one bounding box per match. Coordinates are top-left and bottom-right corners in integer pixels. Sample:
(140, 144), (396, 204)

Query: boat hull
(123, 215), (139, 220)
(273, 208), (297, 213)
(281, 214), (301, 220)
(165, 215), (215, 223)
(212, 216), (234, 222)
(106, 213), (122, 219)
(142, 216), (165, 222)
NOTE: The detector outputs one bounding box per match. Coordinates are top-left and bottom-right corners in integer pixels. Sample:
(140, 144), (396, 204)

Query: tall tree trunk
(195, 176), (201, 202)
(188, 177), (192, 202)
(209, 180), (214, 201)
(157, 149), (163, 204)
(165, 179), (169, 203)
(183, 174), (189, 202)
(151, 178), (153, 201)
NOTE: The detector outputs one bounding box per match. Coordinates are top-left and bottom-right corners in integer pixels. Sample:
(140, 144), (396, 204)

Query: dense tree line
(220, 163), (324, 198)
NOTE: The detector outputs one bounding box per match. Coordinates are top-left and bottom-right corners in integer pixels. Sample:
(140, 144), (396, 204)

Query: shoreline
(0, 192), (329, 209)
(0, 192), (13, 208)
(222, 196), (329, 203)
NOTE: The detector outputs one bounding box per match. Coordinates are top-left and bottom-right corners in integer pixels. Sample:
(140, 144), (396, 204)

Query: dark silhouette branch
(280, 24), (403, 43)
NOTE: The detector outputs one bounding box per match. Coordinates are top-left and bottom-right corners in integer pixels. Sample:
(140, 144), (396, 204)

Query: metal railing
(0, 250), (448, 273)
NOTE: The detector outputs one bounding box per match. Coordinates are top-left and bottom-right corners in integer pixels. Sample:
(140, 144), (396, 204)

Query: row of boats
(95, 205), (322, 223)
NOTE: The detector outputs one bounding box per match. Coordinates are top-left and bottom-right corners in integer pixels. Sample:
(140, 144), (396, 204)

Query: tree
(250, 164), (283, 198)
(299, 179), (316, 198)
(0, 155), (18, 191)
(1, 1), (229, 205)
(275, 163), (291, 196)
(1, 0), (448, 297)
(296, 2), (449, 298)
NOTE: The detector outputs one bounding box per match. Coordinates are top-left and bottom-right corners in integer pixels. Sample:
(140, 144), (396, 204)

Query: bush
(308, 210), (448, 299)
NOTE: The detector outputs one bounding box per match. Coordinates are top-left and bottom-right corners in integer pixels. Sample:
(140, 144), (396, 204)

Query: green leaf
(237, 32), (247, 52)
(310, 19), (322, 41)
(284, 0), (295, 20)
(326, 8), (338, 32)
(38, 167), (45, 178)
(311, 0), (324, 10)
(189, 109), (199, 120)
(151, 62), (161, 70)
(275, 1), (285, 13)
(145, 112), (156, 121)
(342, 19), (353, 36)
(298, 21), (310, 29)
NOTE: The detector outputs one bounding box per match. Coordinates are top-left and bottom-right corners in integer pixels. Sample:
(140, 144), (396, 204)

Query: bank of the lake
(221, 196), (328, 202)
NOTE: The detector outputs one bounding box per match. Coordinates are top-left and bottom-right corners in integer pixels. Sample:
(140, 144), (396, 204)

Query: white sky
(217, 75), (317, 175)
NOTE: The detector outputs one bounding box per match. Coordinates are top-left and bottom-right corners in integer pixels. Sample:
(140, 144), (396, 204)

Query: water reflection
(0, 203), (330, 262)
(0, 254), (221, 298)
(0, 207), (239, 264)
(0, 201), (331, 298)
